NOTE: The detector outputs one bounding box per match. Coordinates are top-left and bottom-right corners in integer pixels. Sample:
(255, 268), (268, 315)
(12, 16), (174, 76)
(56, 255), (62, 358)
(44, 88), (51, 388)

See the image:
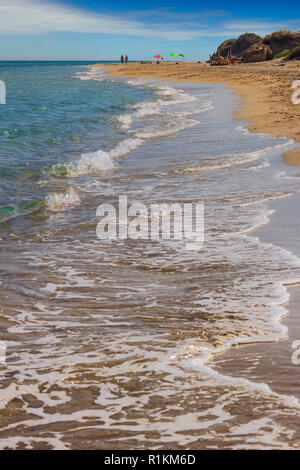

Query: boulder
(231, 33), (262, 57)
(242, 43), (273, 63)
(212, 33), (261, 59)
(216, 39), (236, 58)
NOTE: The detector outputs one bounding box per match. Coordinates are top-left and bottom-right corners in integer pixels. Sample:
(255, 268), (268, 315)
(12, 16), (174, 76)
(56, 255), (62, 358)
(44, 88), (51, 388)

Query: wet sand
(101, 61), (300, 409)
(213, 193), (300, 402)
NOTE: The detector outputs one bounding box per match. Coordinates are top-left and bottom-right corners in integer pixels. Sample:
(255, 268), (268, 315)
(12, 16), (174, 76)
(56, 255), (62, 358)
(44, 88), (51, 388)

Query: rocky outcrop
(212, 33), (261, 59)
(263, 30), (300, 56)
(242, 43), (273, 62)
(216, 39), (236, 58)
(230, 33), (262, 57)
(211, 29), (300, 64)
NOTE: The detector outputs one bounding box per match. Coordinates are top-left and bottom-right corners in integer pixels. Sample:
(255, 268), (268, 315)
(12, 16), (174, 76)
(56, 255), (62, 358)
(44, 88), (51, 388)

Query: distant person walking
(125, 55), (128, 64)
(120, 54), (124, 64)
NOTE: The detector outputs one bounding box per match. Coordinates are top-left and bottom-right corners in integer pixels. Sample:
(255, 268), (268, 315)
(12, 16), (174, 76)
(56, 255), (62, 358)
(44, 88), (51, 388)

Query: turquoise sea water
(0, 61), (154, 223)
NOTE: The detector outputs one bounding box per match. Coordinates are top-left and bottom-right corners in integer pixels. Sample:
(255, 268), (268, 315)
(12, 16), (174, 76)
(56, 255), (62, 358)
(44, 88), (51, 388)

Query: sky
(0, 0), (299, 61)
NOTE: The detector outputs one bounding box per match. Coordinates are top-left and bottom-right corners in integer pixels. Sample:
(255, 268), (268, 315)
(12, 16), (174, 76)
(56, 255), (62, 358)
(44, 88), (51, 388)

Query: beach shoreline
(1, 60), (300, 449)
(99, 61), (300, 409)
(213, 192), (300, 406)
(100, 61), (300, 164)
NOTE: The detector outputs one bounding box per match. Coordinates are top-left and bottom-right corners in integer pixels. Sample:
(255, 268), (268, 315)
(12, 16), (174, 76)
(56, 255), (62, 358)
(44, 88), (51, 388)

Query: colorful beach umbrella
(154, 55), (163, 59)
(179, 53), (186, 57)
(169, 53), (177, 56)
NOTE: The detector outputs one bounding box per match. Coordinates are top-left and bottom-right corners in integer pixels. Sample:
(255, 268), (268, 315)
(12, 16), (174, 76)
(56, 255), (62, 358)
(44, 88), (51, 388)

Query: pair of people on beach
(121, 55), (128, 64)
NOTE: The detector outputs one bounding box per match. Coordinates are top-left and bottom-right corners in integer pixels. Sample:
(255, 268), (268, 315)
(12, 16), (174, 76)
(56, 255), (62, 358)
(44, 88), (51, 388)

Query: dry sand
(101, 61), (300, 165)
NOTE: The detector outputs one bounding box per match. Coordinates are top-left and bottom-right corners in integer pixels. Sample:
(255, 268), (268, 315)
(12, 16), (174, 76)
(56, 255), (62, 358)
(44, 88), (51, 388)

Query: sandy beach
(101, 61), (300, 164)
(1, 0), (300, 451)
(1, 60), (300, 449)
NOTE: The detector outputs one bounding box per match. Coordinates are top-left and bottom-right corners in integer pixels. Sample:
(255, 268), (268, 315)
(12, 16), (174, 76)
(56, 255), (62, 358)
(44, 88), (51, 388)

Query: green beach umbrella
(179, 53), (186, 57)
(169, 53), (177, 56)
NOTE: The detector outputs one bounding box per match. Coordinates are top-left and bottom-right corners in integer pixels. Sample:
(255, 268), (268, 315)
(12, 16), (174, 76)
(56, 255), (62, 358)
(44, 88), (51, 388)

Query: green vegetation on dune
(273, 49), (291, 59)
(287, 45), (300, 60)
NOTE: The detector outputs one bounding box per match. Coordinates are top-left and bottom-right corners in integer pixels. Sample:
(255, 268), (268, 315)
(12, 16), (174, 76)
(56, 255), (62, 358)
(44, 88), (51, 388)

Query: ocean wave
(73, 67), (106, 81)
(0, 186), (81, 222)
(110, 138), (143, 157)
(45, 187), (80, 211)
(0, 198), (44, 223)
(154, 85), (197, 105)
(176, 151), (261, 174)
(43, 150), (115, 178)
(116, 113), (134, 129)
(176, 140), (297, 174)
(115, 84), (212, 133)
(135, 118), (198, 139)
(42, 137), (144, 179)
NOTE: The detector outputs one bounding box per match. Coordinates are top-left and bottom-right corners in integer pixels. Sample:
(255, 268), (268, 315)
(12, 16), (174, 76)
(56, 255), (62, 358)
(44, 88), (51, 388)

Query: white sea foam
(45, 187), (80, 211)
(178, 151), (260, 173)
(182, 282), (300, 410)
(110, 138), (143, 158)
(127, 79), (145, 86)
(116, 100), (212, 132)
(116, 113), (134, 129)
(135, 118), (198, 138)
(73, 67), (106, 81)
(154, 85), (197, 105)
(46, 139), (142, 179)
(178, 140), (297, 174)
(247, 158), (270, 170)
(66, 150), (115, 177)
(116, 104), (161, 130)
(115, 81), (206, 132)
(173, 238), (300, 410)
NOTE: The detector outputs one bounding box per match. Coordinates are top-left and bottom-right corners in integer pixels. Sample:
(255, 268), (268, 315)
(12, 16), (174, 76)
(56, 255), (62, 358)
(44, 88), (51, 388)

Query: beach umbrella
(169, 53), (178, 63)
(179, 54), (186, 57)
(169, 53), (178, 62)
(153, 55), (163, 61)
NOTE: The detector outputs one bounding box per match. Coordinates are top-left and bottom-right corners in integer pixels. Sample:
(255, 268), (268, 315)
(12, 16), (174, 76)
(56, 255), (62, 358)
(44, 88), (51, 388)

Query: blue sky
(0, 0), (299, 60)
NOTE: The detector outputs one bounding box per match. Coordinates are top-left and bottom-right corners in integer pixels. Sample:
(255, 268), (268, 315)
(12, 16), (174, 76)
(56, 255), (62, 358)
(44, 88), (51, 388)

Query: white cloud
(0, 0), (206, 40)
(127, 8), (229, 21)
(0, 1), (298, 42)
(224, 20), (300, 33)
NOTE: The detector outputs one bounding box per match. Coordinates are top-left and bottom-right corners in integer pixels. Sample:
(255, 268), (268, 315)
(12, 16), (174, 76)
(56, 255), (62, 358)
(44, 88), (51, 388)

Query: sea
(0, 61), (300, 449)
